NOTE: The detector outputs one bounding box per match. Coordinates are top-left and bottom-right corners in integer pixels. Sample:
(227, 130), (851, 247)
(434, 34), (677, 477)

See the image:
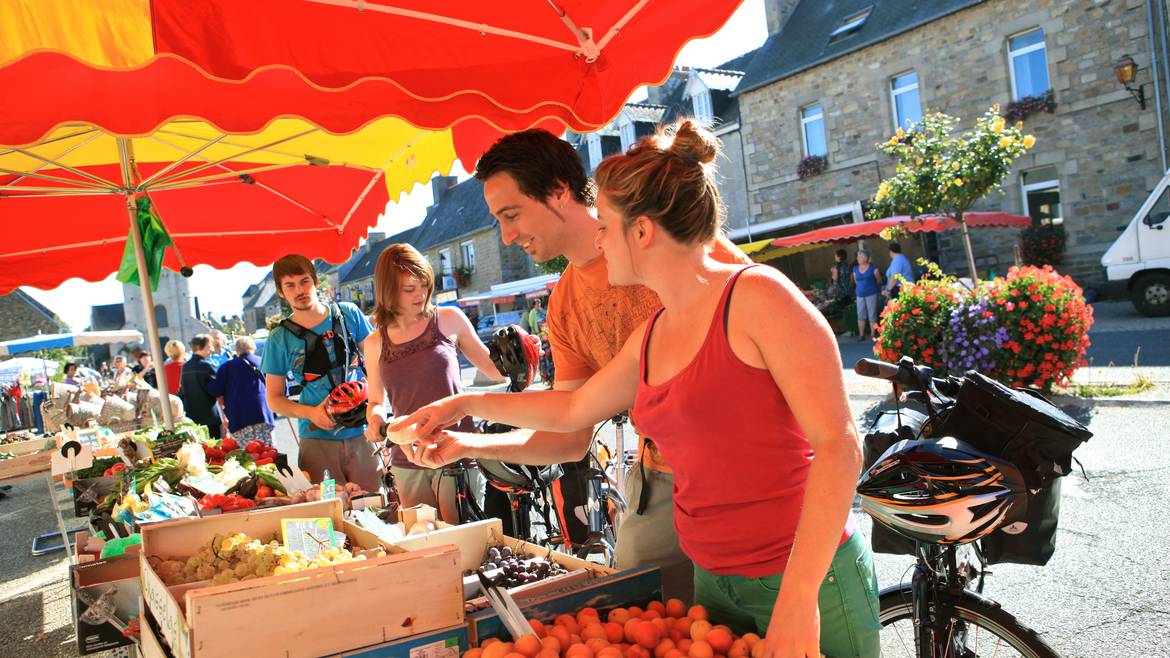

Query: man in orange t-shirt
(404, 129), (748, 599)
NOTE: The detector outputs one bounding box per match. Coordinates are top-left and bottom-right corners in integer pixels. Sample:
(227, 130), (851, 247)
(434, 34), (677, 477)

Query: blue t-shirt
(853, 264), (880, 297)
(886, 254), (916, 289)
(259, 303), (373, 440)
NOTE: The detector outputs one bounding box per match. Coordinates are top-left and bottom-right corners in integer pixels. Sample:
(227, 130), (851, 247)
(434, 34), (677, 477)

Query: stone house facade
(735, 0), (1166, 286)
(0, 290), (64, 343)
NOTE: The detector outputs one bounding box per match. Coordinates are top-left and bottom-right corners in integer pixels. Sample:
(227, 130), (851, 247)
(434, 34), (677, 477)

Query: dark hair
(64, 363), (77, 375)
(835, 248), (848, 260)
(189, 334), (211, 352)
(273, 254), (318, 287)
(476, 129), (596, 207)
(594, 119), (724, 244)
(889, 242), (903, 254)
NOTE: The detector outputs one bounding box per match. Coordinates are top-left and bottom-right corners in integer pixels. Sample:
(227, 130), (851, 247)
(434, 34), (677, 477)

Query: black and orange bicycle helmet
(857, 437), (1028, 545)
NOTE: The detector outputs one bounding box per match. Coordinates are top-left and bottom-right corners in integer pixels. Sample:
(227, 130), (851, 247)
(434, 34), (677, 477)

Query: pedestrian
(163, 340), (187, 395)
(828, 248), (853, 302)
(136, 351), (157, 388)
(362, 244), (505, 524)
(884, 241), (915, 299)
(63, 363), (79, 386)
(180, 334), (223, 439)
(395, 126), (750, 600)
(527, 299), (545, 334)
(206, 330), (233, 371)
(260, 254), (379, 490)
(208, 337), (276, 447)
(110, 355), (131, 381)
(394, 119), (878, 658)
(852, 250), (883, 341)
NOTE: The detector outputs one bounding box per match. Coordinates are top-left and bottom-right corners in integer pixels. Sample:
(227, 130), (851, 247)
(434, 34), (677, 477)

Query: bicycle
(855, 356), (1091, 658)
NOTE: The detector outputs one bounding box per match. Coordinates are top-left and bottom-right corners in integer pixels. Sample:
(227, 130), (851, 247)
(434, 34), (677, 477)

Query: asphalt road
(1085, 329), (1170, 367)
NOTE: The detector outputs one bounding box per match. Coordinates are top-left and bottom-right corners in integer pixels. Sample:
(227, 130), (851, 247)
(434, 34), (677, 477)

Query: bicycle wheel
(878, 587), (1060, 658)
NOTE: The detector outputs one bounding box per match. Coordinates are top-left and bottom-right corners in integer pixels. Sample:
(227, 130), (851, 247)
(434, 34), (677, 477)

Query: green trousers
(693, 532), (881, 658)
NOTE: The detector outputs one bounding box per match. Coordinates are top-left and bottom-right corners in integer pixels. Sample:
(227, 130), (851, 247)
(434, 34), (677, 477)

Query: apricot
(676, 640), (693, 654)
(623, 619), (643, 643)
(633, 623), (661, 650)
(689, 621), (712, 642)
(664, 599), (687, 619)
(482, 641), (511, 658)
(604, 622), (625, 644)
(556, 615), (581, 635)
(749, 642), (766, 658)
(578, 607), (600, 621)
(566, 643), (595, 658)
(503, 652), (527, 658)
(541, 637), (562, 655)
(673, 618), (694, 637)
(465, 649), (484, 658)
(582, 624), (608, 642)
(740, 634), (761, 650)
(649, 619), (668, 637)
(705, 628), (732, 655)
(515, 635), (543, 658)
(536, 651), (559, 658)
(727, 639), (748, 658)
(686, 606), (708, 622)
(608, 608), (630, 625)
(640, 609), (663, 621)
(688, 641), (713, 658)
(586, 638), (610, 655)
(627, 606), (645, 619)
(528, 620), (548, 639)
(550, 627), (572, 648)
(653, 639), (676, 658)
(663, 650), (684, 658)
(597, 649), (624, 658)
(646, 601), (666, 616)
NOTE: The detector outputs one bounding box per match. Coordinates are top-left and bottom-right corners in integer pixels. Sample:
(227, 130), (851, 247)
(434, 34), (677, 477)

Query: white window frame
(1021, 176), (1062, 225)
(586, 133), (602, 171)
(438, 247), (453, 275)
(619, 118), (637, 151)
(1008, 28), (1049, 101)
(692, 90), (714, 123)
(460, 240), (476, 270)
(889, 71), (921, 131)
(800, 103), (826, 158)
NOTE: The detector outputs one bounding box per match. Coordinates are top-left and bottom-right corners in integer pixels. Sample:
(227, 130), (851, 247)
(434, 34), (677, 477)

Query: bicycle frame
(905, 542), (988, 656)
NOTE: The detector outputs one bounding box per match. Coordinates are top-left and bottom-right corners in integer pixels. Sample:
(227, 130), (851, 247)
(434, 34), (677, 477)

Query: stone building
(121, 269), (209, 346)
(734, 0), (1167, 287)
(0, 290), (64, 343)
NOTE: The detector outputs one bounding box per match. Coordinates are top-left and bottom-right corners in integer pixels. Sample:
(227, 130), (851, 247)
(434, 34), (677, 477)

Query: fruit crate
(140, 499), (465, 658)
(335, 623), (469, 658)
(0, 434), (57, 481)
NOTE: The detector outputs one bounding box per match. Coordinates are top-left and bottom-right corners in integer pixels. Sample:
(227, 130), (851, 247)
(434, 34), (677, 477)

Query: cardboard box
(468, 564), (662, 645)
(140, 499), (465, 658)
(71, 555), (141, 655)
(337, 623), (469, 658)
(0, 434), (56, 480)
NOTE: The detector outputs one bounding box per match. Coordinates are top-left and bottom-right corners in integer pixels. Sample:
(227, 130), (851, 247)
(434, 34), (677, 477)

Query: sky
(23, 0), (767, 332)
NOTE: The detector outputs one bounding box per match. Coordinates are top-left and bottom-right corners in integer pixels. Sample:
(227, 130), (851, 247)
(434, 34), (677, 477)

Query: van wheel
(1132, 272), (1170, 317)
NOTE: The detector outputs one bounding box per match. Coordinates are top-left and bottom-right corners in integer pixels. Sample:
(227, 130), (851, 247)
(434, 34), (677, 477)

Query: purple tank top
(379, 313), (474, 468)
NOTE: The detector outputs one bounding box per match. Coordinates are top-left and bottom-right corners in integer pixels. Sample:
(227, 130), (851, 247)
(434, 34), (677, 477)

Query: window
(460, 240), (476, 270)
(890, 71), (922, 130)
(586, 134), (602, 171)
(1022, 167), (1061, 225)
(829, 6), (872, 42)
(692, 90), (713, 123)
(154, 304), (168, 328)
(619, 119), (636, 151)
(1008, 29), (1050, 100)
(438, 248), (453, 275)
(800, 104), (827, 157)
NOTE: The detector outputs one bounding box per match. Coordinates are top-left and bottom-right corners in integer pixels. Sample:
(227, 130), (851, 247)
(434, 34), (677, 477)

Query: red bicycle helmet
(325, 379), (368, 428)
(488, 324), (543, 392)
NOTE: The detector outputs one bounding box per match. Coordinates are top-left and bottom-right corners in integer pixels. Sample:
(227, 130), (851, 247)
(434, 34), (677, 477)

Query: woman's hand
(364, 413), (386, 443)
(762, 590), (821, 658)
(387, 394), (469, 438)
(403, 431), (472, 468)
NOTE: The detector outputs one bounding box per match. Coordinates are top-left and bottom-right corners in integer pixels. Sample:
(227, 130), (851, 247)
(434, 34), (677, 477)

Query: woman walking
(207, 337), (276, 446)
(393, 120), (879, 658)
(362, 244), (505, 524)
(163, 340), (187, 395)
(851, 250), (883, 341)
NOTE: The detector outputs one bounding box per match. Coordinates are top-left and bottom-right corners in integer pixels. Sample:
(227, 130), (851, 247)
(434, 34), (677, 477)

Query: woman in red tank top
(392, 121), (879, 658)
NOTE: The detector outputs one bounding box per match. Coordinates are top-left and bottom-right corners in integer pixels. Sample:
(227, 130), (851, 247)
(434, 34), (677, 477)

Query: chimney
(366, 231), (385, 246)
(430, 175), (458, 206)
(765, 0), (799, 36)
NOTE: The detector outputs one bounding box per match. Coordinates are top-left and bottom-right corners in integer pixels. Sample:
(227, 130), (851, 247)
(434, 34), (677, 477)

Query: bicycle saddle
(478, 459), (564, 495)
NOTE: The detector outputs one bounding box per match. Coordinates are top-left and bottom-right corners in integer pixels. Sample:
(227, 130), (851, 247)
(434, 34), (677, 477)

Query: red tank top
(631, 266), (849, 577)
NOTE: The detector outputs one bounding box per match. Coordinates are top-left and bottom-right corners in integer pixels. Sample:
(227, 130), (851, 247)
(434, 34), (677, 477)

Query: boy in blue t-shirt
(260, 255), (380, 491)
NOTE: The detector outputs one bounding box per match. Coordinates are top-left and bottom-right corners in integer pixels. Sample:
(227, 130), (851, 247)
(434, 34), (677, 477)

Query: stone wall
(0, 291), (62, 342)
(739, 0), (1161, 286)
(717, 128), (752, 233)
(423, 226), (535, 296)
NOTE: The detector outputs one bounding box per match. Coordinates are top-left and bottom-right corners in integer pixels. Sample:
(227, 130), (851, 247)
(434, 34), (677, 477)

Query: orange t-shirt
(545, 237), (751, 472)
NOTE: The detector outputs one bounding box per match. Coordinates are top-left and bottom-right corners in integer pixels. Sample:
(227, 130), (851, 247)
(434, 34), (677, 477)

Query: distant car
(476, 311), (525, 342)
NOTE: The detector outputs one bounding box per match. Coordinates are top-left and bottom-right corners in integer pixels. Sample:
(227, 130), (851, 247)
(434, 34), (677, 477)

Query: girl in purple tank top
(361, 244), (504, 524)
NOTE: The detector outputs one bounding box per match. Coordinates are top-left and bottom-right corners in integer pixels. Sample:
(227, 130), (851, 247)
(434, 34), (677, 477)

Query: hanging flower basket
(454, 265), (474, 287)
(1004, 90), (1056, 123)
(797, 155), (828, 180)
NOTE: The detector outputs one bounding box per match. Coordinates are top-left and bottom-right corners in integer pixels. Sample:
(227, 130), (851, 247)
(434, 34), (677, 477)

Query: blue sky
(24, 0), (767, 332)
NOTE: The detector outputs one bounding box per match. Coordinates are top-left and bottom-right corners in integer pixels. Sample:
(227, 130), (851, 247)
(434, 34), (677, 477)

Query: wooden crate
(335, 623), (469, 658)
(0, 434), (56, 481)
(140, 499), (465, 658)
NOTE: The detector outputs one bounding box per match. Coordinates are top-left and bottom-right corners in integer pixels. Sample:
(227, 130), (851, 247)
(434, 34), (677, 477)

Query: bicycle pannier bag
(980, 477), (1061, 565)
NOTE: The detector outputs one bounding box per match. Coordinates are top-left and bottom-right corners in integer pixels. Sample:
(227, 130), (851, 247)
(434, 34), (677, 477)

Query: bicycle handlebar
(855, 357), (962, 397)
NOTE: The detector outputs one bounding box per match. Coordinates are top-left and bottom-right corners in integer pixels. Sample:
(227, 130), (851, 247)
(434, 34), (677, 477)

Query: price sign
(149, 431), (190, 461)
(281, 517), (336, 560)
(320, 478), (336, 501)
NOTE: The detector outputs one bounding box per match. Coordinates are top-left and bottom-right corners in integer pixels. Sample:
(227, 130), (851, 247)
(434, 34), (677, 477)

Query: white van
(1101, 168), (1170, 316)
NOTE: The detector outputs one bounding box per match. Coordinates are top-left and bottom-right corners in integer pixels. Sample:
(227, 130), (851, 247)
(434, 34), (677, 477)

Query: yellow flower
(954, 178), (964, 186)
(1015, 121), (1024, 131)
(992, 103), (1001, 112)
(952, 161), (961, 171)
(992, 117), (1006, 134)
(896, 128), (906, 138)
(915, 157), (924, 165)
(1023, 134), (1036, 148)
(999, 135), (1014, 148)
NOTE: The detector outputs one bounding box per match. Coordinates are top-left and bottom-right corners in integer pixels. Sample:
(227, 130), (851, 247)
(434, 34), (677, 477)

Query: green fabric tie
(116, 196), (173, 292)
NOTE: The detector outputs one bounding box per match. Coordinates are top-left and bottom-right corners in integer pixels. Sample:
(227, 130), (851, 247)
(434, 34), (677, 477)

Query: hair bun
(669, 119), (719, 166)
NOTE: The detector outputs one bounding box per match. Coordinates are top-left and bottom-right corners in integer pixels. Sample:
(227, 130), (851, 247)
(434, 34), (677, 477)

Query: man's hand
(388, 394), (468, 438)
(309, 401), (336, 431)
(403, 431), (471, 469)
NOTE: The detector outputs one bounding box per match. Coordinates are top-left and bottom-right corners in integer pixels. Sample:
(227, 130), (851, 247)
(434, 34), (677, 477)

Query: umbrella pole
(123, 193), (175, 430)
(957, 211), (979, 284)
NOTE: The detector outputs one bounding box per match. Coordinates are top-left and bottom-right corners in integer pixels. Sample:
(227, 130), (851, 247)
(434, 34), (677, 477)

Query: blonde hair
(594, 119), (725, 245)
(164, 340), (187, 361)
(373, 243), (435, 332)
(235, 336), (256, 355)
